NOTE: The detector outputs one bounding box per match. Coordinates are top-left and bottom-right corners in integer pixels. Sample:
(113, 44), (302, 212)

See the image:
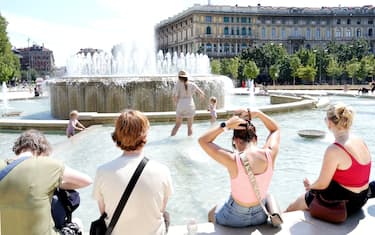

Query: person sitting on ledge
(0, 129), (92, 235)
(286, 103), (372, 217)
(198, 108), (280, 227)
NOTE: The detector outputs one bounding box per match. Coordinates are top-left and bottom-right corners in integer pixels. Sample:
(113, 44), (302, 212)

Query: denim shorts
(215, 196), (267, 227)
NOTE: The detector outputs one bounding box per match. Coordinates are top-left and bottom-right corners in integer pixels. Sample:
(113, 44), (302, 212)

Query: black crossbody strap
(106, 157), (149, 235)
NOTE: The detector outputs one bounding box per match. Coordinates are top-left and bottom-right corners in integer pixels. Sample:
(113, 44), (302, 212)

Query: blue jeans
(215, 196), (267, 227)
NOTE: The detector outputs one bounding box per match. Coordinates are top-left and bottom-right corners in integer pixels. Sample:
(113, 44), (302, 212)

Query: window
(236, 17), (240, 23)
(369, 20), (374, 24)
(241, 43), (247, 51)
(224, 27), (229, 35)
(294, 28), (299, 36)
(248, 27), (252, 36)
(306, 28), (311, 39)
(281, 28), (286, 39)
(335, 29), (341, 37)
(241, 17), (247, 23)
(356, 28), (361, 37)
(236, 27), (240, 35)
(205, 16), (212, 23)
(206, 26), (211, 35)
(224, 17), (229, 23)
(337, 19), (341, 25)
(272, 27), (276, 39)
(214, 44), (217, 52)
(347, 19), (351, 25)
(224, 43), (230, 53)
(231, 44), (235, 53)
(357, 20), (361, 25)
(248, 17), (252, 23)
(369, 28), (373, 37)
(316, 28), (321, 39)
(261, 27), (266, 39)
(241, 27), (247, 35)
(293, 18), (298, 25)
(206, 43), (212, 52)
(326, 28), (331, 39)
(346, 28), (352, 37)
(231, 28), (235, 35)
(231, 17), (234, 23)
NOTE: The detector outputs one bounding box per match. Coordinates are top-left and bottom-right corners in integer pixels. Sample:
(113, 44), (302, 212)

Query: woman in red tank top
(286, 103), (372, 217)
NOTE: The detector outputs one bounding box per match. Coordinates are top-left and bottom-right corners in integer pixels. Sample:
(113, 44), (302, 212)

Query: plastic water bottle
(186, 218), (198, 235)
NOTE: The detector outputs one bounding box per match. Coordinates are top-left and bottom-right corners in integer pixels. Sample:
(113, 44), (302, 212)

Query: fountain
(49, 49), (231, 119)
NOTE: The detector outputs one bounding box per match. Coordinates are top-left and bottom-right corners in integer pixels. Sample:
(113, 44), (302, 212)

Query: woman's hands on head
(225, 116), (247, 129)
(233, 108), (260, 120)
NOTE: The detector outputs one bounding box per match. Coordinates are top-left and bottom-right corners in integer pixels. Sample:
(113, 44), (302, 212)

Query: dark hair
(233, 120), (257, 142)
(178, 76), (188, 91)
(12, 129), (52, 156)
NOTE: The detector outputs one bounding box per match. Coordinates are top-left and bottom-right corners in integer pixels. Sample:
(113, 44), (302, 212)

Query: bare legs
(187, 117), (194, 136)
(170, 117), (183, 136)
(285, 194), (309, 212)
(170, 117), (194, 136)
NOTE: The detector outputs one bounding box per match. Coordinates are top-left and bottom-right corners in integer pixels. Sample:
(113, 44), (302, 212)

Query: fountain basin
(48, 75), (229, 119)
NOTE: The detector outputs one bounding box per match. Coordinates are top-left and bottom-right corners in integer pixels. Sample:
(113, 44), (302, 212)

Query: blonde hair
(326, 103), (354, 130)
(69, 110), (79, 118)
(112, 109), (150, 151)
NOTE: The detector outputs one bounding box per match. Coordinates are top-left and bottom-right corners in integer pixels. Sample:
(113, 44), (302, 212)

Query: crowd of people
(0, 70), (374, 235)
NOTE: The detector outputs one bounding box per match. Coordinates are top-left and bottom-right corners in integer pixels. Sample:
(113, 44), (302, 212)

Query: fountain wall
(48, 75), (228, 119)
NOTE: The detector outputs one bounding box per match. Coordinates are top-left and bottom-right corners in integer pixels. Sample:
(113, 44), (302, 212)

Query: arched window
(316, 28), (321, 40)
(241, 27), (246, 35)
(224, 27), (229, 35)
(206, 26), (211, 35)
(224, 43), (230, 53)
(335, 28), (341, 37)
(346, 28), (352, 37)
(272, 27), (276, 39)
(281, 28), (286, 39)
(306, 28), (311, 39)
(248, 27), (252, 36)
(356, 28), (361, 37)
(369, 28), (373, 37)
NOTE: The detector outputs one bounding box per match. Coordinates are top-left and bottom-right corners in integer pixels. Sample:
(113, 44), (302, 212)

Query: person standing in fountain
(0, 129), (92, 235)
(286, 103), (371, 218)
(208, 96), (217, 125)
(66, 110), (86, 138)
(171, 70), (205, 136)
(92, 110), (173, 235)
(198, 109), (280, 227)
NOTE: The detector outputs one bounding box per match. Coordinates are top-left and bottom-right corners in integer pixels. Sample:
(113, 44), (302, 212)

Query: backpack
(51, 188), (80, 229)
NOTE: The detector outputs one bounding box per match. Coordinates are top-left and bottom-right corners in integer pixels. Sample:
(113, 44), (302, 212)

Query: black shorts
(305, 180), (369, 215)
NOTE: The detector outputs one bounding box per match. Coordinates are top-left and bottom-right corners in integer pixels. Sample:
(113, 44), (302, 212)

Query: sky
(0, 0), (373, 67)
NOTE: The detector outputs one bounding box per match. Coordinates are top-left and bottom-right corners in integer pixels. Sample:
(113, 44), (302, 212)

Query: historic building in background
(17, 44), (54, 75)
(155, 4), (375, 57)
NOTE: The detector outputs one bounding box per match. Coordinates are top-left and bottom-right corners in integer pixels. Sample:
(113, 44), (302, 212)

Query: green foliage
(345, 59), (360, 84)
(289, 55), (301, 85)
(269, 64), (279, 85)
(297, 65), (316, 83)
(326, 56), (343, 84)
(227, 57), (240, 80)
(210, 59), (221, 74)
(0, 14), (20, 82)
(243, 60), (259, 80)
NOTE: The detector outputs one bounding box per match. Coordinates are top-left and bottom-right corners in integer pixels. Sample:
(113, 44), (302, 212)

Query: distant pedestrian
(66, 110), (86, 138)
(208, 96), (217, 124)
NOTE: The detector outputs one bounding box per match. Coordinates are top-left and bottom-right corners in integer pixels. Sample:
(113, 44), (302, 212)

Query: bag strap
(0, 156), (29, 181)
(240, 154), (271, 217)
(106, 157), (149, 235)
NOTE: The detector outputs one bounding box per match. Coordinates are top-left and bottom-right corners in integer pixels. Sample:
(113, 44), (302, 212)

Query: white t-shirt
(92, 153), (173, 235)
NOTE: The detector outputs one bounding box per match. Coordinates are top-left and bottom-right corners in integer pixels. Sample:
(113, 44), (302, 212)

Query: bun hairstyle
(233, 109), (257, 144)
(326, 103), (354, 130)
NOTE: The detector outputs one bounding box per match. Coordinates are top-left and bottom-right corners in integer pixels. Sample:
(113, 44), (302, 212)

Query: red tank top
(332, 142), (371, 187)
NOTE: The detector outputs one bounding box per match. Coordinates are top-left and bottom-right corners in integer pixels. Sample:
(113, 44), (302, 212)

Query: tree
(326, 56), (342, 85)
(210, 59), (221, 74)
(345, 59), (360, 85)
(269, 64), (279, 86)
(289, 55), (301, 85)
(227, 57), (240, 80)
(243, 60), (259, 81)
(297, 65), (316, 83)
(0, 14), (20, 82)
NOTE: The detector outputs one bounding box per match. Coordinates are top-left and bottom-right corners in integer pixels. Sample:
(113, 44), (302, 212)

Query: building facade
(155, 4), (375, 57)
(18, 44), (54, 75)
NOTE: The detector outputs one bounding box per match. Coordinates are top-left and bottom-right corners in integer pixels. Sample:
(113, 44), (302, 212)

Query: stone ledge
(168, 199), (375, 235)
